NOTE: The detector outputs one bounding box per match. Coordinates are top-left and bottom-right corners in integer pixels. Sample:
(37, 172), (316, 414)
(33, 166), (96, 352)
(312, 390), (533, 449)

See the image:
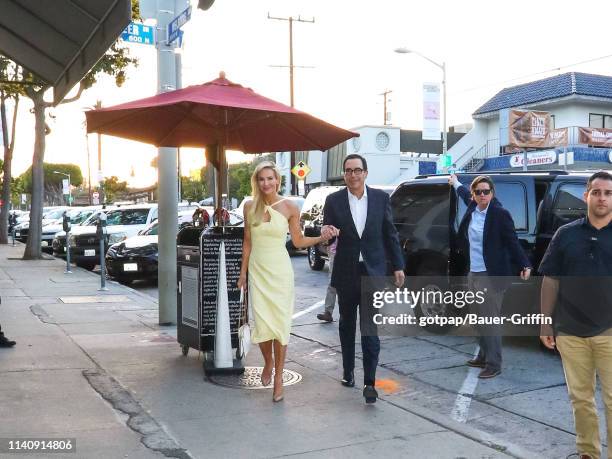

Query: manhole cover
(208, 366), (302, 389)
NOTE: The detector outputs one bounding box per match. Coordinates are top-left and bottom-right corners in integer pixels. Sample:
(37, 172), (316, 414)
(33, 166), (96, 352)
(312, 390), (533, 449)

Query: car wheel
(307, 246), (325, 271)
(285, 240), (296, 256)
(412, 273), (454, 334)
(76, 262), (96, 271)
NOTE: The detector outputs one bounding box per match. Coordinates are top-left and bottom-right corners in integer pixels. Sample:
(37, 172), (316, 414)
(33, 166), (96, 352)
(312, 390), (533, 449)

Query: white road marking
(450, 346), (481, 423)
(292, 300), (324, 319)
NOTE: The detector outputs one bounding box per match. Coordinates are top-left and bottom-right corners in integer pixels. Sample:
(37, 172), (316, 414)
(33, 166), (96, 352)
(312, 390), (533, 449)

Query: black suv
(391, 170), (590, 326)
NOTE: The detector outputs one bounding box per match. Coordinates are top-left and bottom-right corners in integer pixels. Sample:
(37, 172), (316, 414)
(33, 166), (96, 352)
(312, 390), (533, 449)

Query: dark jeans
(468, 272), (505, 371)
(337, 263), (379, 387)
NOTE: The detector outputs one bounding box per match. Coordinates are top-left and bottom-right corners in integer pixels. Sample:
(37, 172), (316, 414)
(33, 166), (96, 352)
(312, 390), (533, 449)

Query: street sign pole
(65, 229), (72, 274)
(157, 0), (180, 324)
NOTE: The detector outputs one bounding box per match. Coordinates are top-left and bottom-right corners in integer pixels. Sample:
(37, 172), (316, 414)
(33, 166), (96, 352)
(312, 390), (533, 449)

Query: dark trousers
(468, 272), (505, 371)
(337, 263), (380, 387)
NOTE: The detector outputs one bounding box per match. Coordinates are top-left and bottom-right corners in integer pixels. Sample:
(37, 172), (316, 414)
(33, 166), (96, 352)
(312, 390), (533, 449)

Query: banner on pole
(422, 83), (441, 141)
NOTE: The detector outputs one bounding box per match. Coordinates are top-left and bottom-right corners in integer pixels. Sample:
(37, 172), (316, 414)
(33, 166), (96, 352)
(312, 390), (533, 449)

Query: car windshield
(142, 221), (159, 235)
(81, 211), (102, 226)
(104, 209), (150, 226)
(71, 210), (93, 224)
(44, 209), (66, 220)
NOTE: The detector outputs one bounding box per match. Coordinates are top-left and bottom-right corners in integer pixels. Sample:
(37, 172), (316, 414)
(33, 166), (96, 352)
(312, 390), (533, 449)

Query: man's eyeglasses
(344, 168), (364, 176)
(474, 189), (491, 196)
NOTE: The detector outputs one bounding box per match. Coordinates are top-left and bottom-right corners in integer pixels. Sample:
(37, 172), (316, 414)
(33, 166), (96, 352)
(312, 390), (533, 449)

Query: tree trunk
(0, 94), (10, 243)
(0, 92), (17, 244)
(23, 93), (45, 259)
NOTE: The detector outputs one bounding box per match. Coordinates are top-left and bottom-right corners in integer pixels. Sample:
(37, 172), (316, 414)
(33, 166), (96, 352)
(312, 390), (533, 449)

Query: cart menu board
(200, 226), (244, 350)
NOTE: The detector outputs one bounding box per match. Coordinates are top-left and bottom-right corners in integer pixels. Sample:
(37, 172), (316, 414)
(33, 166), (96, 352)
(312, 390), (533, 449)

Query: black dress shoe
(0, 336), (16, 347)
(341, 371), (354, 387)
(363, 385), (378, 404)
(466, 358), (486, 368)
(478, 367), (501, 379)
(316, 311), (333, 322)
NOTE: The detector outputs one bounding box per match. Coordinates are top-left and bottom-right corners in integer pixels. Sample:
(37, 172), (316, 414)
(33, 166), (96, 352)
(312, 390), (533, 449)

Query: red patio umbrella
(85, 71), (358, 153)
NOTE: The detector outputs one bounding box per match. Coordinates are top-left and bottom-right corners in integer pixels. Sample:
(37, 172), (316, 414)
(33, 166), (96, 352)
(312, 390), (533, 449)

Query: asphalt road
(117, 253), (599, 458)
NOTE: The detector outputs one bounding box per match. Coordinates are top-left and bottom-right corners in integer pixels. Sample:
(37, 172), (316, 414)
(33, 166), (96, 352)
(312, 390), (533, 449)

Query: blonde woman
(238, 161), (336, 402)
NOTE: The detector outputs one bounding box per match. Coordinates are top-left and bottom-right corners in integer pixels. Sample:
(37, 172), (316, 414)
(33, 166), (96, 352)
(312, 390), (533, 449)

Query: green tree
(181, 176), (207, 203)
(20, 163), (84, 205)
(0, 5), (139, 259)
(102, 176), (128, 203)
(228, 162), (253, 203)
(9, 176), (25, 208)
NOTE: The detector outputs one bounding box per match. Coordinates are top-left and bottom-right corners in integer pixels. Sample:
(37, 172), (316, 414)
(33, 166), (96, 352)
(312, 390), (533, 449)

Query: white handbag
(237, 287), (251, 359)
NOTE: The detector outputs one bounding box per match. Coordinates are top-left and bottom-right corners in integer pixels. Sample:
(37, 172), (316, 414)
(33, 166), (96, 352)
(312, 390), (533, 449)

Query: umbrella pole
(213, 144), (227, 223)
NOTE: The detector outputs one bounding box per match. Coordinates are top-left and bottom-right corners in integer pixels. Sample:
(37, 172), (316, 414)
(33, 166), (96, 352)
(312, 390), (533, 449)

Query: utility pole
(85, 134), (92, 205)
(95, 100), (105, 204)
(379, 89), (392, 125)
(267, 13), (314, 195)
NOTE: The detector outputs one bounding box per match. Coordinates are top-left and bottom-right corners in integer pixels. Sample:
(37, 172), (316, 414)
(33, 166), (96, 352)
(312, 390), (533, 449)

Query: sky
(4, 0), (612, 187)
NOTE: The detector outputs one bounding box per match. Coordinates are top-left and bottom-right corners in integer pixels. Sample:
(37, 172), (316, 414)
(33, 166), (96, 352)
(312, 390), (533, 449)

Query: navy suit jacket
(456, 185), (531, 280)
(323, 186), (404, 292)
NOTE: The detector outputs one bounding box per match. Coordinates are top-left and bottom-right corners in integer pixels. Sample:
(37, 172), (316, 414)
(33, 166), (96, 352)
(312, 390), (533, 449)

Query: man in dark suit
(449, 174), (531, 378)
(323, 154), (405, 403)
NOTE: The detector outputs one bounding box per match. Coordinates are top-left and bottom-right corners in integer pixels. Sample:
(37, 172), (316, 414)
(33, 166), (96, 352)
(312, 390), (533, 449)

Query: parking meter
(192, 208), (210, 227)
(97, 213), (108, 290)
(9, 214), (17, 246)
(63, 211), (72, 274)
(62, 212), (71, 232)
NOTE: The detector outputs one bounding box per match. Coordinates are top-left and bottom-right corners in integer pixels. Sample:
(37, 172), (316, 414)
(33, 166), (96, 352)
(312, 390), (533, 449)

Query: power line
(451, 53), (612, 96)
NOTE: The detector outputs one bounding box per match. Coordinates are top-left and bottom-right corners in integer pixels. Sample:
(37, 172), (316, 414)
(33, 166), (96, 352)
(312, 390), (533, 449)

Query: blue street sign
(121, 22), (155, 45)
(167, 5), (192, 44)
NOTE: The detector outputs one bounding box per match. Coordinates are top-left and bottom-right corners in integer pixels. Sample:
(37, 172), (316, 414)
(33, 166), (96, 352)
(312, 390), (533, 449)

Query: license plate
(63, 247), (66, 252)
(123, 263), (138, 272)
(84, 249), (96, 257)
(15, 232), (20, 237)
(41, 241), (49, 246)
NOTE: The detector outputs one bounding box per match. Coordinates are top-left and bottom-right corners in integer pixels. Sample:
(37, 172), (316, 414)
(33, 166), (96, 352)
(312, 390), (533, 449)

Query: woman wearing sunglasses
(448, 174), (532, 379)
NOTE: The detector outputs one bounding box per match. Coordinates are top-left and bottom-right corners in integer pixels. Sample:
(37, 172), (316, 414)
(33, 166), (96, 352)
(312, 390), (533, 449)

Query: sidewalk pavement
(0, 243), (541, 459)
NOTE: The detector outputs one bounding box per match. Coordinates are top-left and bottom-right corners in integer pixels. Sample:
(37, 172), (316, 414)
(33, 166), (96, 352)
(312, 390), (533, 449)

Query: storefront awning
(0, 0), (131, 105)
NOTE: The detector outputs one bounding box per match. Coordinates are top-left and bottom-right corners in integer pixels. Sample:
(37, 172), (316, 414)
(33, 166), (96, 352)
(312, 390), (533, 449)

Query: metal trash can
(177, 226), (204, 356)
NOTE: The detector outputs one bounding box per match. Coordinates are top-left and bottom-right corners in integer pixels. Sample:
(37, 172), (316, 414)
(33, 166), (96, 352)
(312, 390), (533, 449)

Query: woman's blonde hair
(248, 161), (281, 226)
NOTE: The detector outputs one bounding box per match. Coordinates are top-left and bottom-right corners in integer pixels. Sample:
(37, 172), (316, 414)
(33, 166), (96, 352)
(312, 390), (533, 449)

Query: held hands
(320, 225), (340, 242)
(520, 267), (532, 281)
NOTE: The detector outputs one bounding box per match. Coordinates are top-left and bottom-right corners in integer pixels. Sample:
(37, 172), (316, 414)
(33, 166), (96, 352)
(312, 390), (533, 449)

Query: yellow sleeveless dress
(248, 202), (295, 345)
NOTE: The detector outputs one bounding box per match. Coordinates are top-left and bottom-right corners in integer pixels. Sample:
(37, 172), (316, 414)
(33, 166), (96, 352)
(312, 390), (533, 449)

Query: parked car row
(7, 202), (219, 285)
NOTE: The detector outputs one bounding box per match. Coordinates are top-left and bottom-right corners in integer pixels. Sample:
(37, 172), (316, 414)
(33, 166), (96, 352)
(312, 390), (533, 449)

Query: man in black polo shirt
(540, 170), (612, 459)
